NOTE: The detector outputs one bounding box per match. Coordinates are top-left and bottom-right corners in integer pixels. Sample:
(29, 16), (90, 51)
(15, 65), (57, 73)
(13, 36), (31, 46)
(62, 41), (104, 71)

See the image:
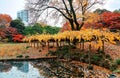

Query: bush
(110, 63), (118, 71)
(99, 59), (110, 69)
(49, 50), (56, 55)
(113, 69), (120, 73)
(92, 55), (101, 61)
(105, 54), (112, 60)
(116, 59), (120, 65)
(71, 45), (77, 49)
(39, 50), (42, 52)
(87, 65), (93, 70)
(91, 54), (101, 65)
(25, 55), (29, 58)
(49, 46), (54, 48)
(16, 55), (23, 58)
(26, 46), (30, 49)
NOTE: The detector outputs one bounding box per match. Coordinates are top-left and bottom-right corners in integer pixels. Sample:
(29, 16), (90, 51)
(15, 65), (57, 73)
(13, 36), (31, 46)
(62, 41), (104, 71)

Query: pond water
(0, 60), (112, 78)
(0, 60), (85, 78)
(0, 61), (44, 78)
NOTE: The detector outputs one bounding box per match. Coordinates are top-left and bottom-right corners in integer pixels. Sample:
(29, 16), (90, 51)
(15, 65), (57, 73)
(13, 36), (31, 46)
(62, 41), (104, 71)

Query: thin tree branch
(62, 0), (72, 17)
(47, 6), (70, 20)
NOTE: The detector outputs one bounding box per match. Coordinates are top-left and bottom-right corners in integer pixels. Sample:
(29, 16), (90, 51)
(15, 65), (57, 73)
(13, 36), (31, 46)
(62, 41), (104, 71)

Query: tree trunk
(69, 19), (75, 30)
(88, 43), (91, 66)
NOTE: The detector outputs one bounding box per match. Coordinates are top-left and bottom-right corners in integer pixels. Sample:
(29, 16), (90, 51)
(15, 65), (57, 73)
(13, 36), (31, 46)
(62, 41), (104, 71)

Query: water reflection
(0, 61), (44, 78)
(0, 62), (12, 72)
(10, 62), (29, 73)
(0, 60), (114, 78)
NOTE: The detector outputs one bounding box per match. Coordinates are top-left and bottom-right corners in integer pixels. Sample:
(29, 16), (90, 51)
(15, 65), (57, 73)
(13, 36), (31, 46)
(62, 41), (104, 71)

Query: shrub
(16, 55), (23, 58)
(49, 50), (56, 55)
(110, 63), (118, 71)
(39, 50), (42, 52)
(113, 69), (120, 74)
(116, 59), (120, 65)
(12, 34), (24, 42)
(71, 45), (77, 49)
(92, 55), (101, 61)
(105, 54), (112, 60)
(25, 55), (29, 58)
(91, 55), (101, 65)
(26, 46), (30, 49)
(87, 65), (93, 70)
(49, 46), (54, 48)
(99, 59), (110, 69)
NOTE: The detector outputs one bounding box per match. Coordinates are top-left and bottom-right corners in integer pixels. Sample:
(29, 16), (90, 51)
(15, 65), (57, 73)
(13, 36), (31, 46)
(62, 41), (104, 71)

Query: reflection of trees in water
(0, 62), (12, 72)
(0, 62), (29, 73)
(10, 62), (29, 73)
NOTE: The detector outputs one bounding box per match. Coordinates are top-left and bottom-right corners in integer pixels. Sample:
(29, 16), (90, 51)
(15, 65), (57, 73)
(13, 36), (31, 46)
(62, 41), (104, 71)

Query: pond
(0, 60), (112, 78)
(0, 61), (44, 78)
(0, 60), (86, 78)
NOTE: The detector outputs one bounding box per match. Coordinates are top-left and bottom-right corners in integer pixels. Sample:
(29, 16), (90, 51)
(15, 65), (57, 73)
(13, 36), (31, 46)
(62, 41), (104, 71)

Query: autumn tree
(61, 22), (71, 32)
(25, 0), (104, 30)
(61, 12), (101, 31)
(98, 12), (120, 30)
(83, 12), (101, 29)
(0, 27), (18, 41)
(0, 14), (12, 27)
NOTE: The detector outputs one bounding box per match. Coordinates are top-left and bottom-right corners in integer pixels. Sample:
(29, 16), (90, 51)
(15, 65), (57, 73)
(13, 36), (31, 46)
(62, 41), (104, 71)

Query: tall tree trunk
(69, 19), (75, 30)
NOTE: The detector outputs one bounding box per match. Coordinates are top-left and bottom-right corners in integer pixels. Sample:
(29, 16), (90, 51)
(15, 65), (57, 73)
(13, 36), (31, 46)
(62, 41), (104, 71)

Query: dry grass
(0, 43), (49, 59)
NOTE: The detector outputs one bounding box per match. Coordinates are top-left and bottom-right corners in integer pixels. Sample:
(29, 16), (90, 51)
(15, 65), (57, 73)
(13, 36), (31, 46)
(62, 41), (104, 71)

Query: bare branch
(47, 6), (70, 20)
(62, 0), (72, 18)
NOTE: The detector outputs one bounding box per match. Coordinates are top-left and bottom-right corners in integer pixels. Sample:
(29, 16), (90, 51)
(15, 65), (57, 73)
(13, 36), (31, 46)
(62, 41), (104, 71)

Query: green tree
(10, 19), (25, 34)
(94, 8), (110, 14)
(23, 26), (34, 35)
(23, 23), (43, 35)
(114, 9), (120, 13)
(43, 25), (60, 34)
(32, 23), (43, 34)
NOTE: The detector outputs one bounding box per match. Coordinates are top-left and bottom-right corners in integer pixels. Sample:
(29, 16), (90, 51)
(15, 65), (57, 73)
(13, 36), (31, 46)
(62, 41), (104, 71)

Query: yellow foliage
(23, 29), (120, 49)
(85, 13), (100, 23)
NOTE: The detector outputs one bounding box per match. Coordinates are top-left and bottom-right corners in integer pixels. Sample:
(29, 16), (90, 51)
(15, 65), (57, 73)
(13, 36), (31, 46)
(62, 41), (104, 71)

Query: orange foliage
(61, 13), (101, 31)
(0, 14), (12, 26)
(61, 22), (71, 32)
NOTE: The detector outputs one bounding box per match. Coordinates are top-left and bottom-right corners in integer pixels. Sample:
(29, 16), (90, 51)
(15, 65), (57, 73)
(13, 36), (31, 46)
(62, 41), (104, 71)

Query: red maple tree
(98, 12), (120, 30)
(0, 14), (12, 26)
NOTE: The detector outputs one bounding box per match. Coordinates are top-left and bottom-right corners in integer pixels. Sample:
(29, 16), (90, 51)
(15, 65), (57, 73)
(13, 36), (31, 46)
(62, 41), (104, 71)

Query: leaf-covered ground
(105, 42), (120, 60)
(0, 43), (49, 59)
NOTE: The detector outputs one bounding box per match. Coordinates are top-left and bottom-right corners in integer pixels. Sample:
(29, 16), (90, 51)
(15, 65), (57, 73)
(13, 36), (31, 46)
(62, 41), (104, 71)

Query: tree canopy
(25, 0), (104, 30)
(10, 19), (25, 34)
(0, 14), (12, 27)
(93, 8), (110, 14)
